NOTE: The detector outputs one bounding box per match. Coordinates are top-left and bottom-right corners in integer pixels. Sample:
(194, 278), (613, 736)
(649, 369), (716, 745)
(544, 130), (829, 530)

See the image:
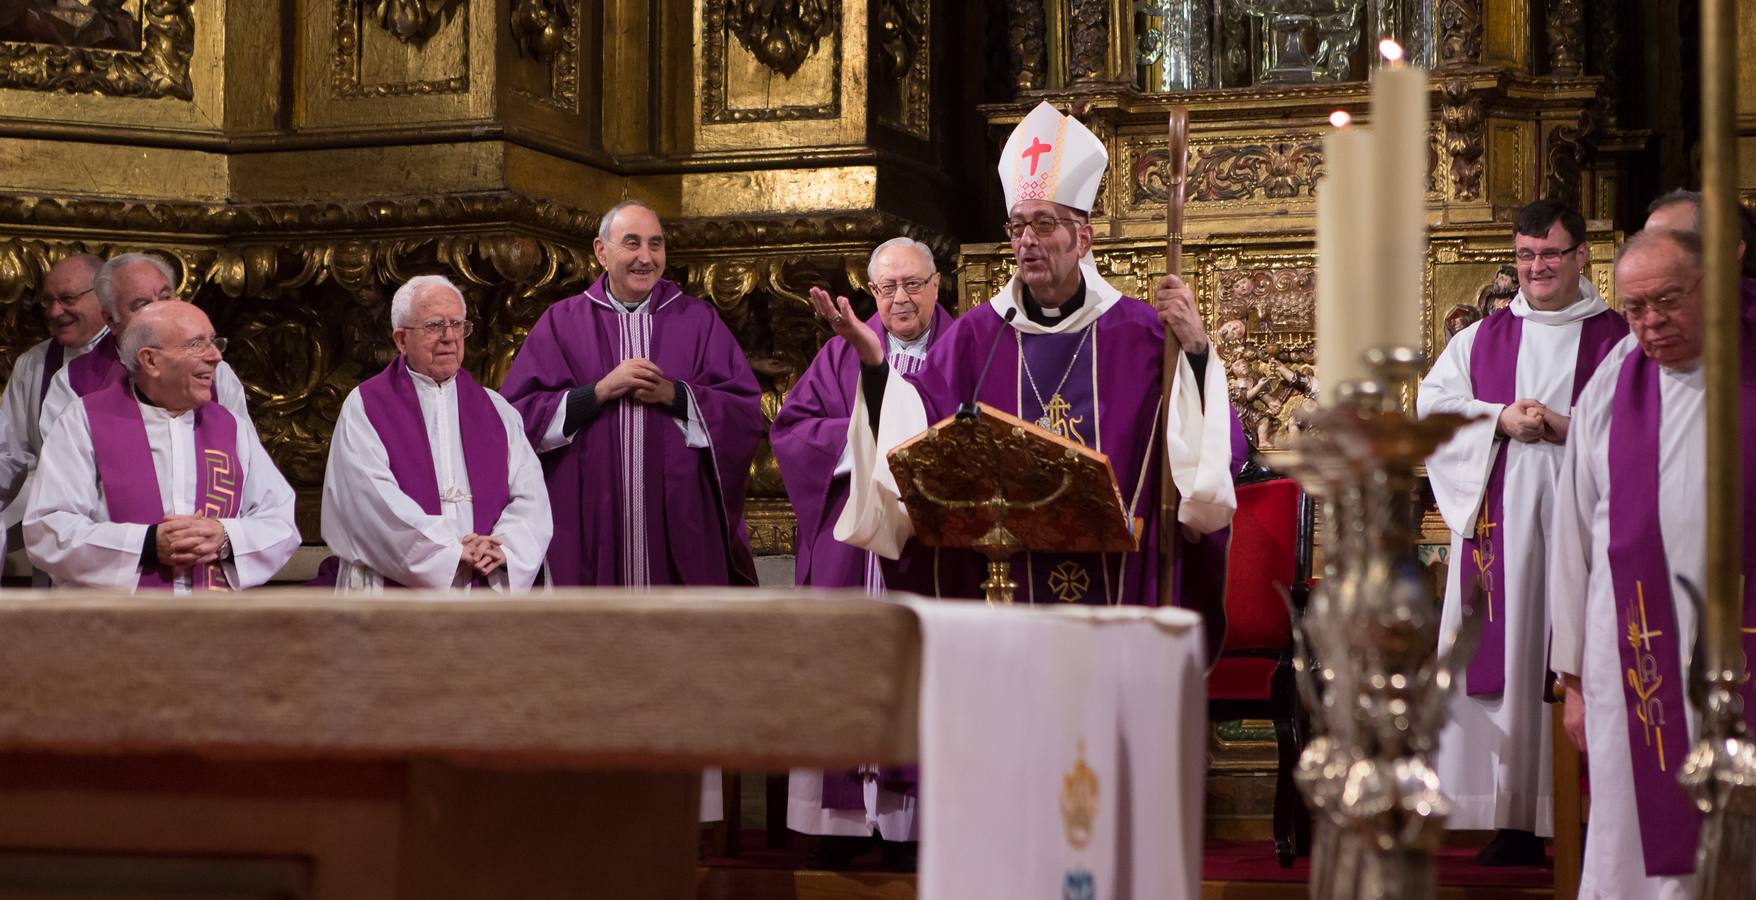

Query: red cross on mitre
(1021, 137), (1054, 176)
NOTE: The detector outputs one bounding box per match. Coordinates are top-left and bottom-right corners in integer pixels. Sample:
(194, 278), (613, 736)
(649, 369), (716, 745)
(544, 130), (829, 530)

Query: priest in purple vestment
(500, 200), (763, 587)
(24, 301), (298, 592)
(1419, 199), (1628, 865)
(1549, 227), (1756, 899)
(771, 237), (950, 866)
(0, 253), (105, 543)
(811, 102), (1240, 656)
(38, 252), (254, 444)
(322, 275), (553, 593)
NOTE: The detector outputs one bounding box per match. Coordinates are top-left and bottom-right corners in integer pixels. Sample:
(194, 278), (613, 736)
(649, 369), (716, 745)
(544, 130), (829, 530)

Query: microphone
(958, 308), (1018, 419)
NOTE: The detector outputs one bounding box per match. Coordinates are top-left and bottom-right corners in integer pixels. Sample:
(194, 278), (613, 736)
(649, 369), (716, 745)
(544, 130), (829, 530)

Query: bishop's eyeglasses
(1003, 216), (1084, 239)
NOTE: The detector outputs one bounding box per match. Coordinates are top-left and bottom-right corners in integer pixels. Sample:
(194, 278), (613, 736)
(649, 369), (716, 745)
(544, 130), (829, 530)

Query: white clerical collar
(78, 328), (109, 353)
(408, 368), (455, 390)
(131, 384), (193, 422)
(990, 257), (1121, 336)
(606, 286), (653, 314)
(1510, 276), (1608, 325)
(888, 327), (931, 356)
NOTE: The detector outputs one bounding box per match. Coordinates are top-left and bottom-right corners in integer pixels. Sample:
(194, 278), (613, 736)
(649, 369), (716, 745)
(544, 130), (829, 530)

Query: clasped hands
(596, 358), (676, 407)
(1498, 398), (1569, 444)
(155, 513), (228, 573)
(458, 532), (506, 578)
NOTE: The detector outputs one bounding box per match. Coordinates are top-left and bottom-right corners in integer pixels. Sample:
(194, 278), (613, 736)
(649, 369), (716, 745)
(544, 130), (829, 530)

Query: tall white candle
(1316, 112), (1377, 398)
(1370, 40), (1430, 354)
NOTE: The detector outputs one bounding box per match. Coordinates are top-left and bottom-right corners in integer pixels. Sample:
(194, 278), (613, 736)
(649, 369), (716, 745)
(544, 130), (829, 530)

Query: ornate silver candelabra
(1280, 348), (1481, 900)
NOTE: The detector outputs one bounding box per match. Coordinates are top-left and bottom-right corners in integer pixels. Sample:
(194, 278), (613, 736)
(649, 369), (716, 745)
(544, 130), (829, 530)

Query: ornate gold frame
(0, 0), (195, 100)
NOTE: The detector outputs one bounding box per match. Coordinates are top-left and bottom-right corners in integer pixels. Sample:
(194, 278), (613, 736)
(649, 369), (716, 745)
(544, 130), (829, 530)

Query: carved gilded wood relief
(508, 0), (578, 112)
(334, 0), (469, 98)
(702, 0), (842, 123)
(0, 0), (193, 99)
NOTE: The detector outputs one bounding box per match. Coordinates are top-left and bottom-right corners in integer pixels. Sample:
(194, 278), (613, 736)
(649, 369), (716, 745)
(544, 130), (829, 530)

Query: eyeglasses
(154, 336), (227, 356)
(409, 318), (474, 338)
(1003, 216), (1084, 239)
(872, 277), (935, 298)
(37, 287), (94, 309)
(1621, 277), (1699, 323)
(1514, 242), (1583, 264)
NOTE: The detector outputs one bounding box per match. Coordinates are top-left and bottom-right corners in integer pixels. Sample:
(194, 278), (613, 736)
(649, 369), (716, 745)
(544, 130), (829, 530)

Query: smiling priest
(23, 302), (298, 591)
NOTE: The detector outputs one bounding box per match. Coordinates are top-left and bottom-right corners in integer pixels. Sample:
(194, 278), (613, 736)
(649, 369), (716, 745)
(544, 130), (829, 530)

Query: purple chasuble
(357, 357), (511, 586)
(38, 340), (65, 405)
(500, 275), (763, 588)
(898, 295), (1247, 660)
(772, 309), (952, 814)
(771, 307), (950, 596)
(67, 331), (123, 397)
(1602, 280), (1756, 877)
(82, 380), (241, 591)
(1461, 308), (1627, 696)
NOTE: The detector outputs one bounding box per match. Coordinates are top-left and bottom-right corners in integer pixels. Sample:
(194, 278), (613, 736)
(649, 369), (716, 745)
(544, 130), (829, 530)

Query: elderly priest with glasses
(811, 101), (1240, 622)
(23, 301), (298, 592)
(321, 275), (552, 593)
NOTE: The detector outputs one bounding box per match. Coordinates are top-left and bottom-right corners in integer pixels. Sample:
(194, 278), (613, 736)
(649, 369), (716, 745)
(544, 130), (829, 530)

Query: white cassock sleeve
(36, 366), (77, 452)
(0, 410), (16, 562)
(1546, 363), (1615, 680)
(23, 401), (298, 591)
(1166, 347), (1237, 536)
(323, 390), (468, 589)
(834, 367), (929, 560)
(1417, 323), (1505, 536)
(0, 344), (44, 486)
(485, 391), (554, 591)
(540, 389), (709, 451)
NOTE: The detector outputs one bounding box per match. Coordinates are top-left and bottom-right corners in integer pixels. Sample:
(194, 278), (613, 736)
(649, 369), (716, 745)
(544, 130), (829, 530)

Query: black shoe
(805, 835), (871, 870)
(1475, 829), (1545, 867)
(878, 839), (917, 873)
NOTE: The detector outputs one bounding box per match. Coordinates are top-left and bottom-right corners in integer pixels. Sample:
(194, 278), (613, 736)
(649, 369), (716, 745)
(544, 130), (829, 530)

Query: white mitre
(997, 101), (1108, 214)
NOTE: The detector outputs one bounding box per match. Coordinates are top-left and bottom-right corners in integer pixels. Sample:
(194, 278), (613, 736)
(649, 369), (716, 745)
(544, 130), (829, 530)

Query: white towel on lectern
(909, 600), (1207, 900)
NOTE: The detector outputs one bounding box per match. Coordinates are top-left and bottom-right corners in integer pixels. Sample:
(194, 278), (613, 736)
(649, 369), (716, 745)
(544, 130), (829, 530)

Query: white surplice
(321, 370), (552, 594)
(1549, 335), (1701, 900)
(836, 262), (1236, 562)
(23, 388), (300, 592)
(1417, 284), (1614, 835)
(0, 332), (106, 534)
(0, 409), (18, 566)
(39, 356), (254, 447)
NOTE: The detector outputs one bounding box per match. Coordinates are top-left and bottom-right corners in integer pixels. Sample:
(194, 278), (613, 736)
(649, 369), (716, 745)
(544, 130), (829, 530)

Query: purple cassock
(66, 331), (123, 396)
(500, 275), (763, 587)
(82, 379), (241, 591)
(1601, 279), (1756, 877)
(1460, 307), (1627, 696)
(771, 306), (951, 593)
(898, 295), (1247, 652)
(771, 307), (953, 826)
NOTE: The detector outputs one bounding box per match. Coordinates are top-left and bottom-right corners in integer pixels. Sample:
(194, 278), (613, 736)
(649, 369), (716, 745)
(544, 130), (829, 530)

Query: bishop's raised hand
(809, 286), (884, 367)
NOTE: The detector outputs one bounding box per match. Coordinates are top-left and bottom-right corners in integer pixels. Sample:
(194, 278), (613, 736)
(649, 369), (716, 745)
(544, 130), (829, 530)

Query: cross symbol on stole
(1471, 505), (1498, 622)
(1631, 582), (1664, 650)
(1022, 137), (1053, 176)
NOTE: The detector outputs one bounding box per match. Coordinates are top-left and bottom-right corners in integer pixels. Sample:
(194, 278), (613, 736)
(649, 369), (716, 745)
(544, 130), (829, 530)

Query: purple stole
(38, 340), (64, 405)
(67, 332), (123, 397)
(82, 380), (241, 591)
(1461, 307), (1627, 695)
(1604, 281), (1756, 877)
(356, 357), (511, 567)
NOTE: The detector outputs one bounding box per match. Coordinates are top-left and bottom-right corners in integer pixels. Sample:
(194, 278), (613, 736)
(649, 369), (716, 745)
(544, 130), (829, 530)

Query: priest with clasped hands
(322, 275), (552, 593)
(24, 301), (298, 592)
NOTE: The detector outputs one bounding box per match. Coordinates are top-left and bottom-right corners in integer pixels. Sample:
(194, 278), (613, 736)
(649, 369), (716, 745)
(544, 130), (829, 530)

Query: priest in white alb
(39, 252), (254, 441)
(1550, 228), (1753, 900)
(321, 275), (552, 593)
(24, 302), (298, 591)
(810, 102), (1239, 633)
(1417, 199), (1627, 864)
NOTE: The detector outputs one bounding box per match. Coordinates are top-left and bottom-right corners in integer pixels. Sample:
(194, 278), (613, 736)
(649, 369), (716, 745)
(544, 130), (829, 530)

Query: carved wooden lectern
(887, 403), (1139, 605)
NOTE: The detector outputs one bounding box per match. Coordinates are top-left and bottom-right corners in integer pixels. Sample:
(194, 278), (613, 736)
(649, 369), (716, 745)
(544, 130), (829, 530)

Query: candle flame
(1329, 110), (1352, 128)
(1379, 39), (1404, 62)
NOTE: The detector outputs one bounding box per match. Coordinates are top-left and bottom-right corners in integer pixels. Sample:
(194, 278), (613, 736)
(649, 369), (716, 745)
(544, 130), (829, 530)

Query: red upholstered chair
(1209, 474), (1313, 868)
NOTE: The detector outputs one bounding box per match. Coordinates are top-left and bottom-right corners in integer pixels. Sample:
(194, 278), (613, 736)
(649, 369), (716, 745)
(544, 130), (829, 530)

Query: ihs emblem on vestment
(1060, 739), (1098, 850)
